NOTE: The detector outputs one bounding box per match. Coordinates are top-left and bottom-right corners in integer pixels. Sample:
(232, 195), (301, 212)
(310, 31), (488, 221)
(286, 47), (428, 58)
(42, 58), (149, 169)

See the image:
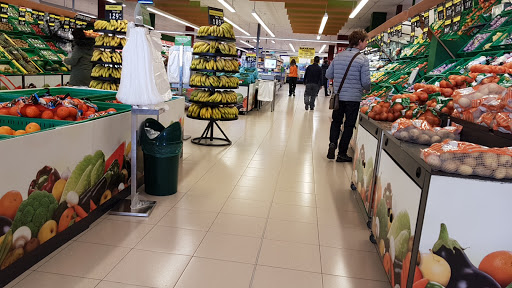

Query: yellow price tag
(411, 32), (415, 36)
(424, 28), (428, 32)
(445, 19), (452, 25)
(454, 16), (461, 22)
(438, 6), (444, 11)
(446, 1), (453, 8)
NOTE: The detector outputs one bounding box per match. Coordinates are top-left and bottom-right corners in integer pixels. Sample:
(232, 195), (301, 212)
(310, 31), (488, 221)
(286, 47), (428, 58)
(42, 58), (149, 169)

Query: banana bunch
(216, 59), (239, 71)
(219, 75), (239, 88)
(219, 43), (237, 55)
(95, 35), (125, 47)
(191, 58), (207, 69)
(188, 105), (238, 120)
(190, 74), (238, 88)
(190, 90), (238, 103)
(91, 65), (122, 78)
(218, 106), (239, 119)
(197, 22), (235, 39)
(193, 41), (219, 54)
(94, 19), (128, 32)
(92, 50), (122, 63)
(89, 80), (119, 91)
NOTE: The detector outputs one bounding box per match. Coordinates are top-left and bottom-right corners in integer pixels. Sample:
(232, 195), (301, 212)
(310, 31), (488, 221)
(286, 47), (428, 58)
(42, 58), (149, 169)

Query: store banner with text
(106, 4), (123, 21)
(298, 47), (315, 59)
(208, 7), (224, 26)
(174, 36), (192, 46)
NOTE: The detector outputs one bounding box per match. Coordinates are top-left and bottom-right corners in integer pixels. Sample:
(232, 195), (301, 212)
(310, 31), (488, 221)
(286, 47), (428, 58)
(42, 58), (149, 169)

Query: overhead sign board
(208, 7), (224, 26)
(298, 47), (315, 59)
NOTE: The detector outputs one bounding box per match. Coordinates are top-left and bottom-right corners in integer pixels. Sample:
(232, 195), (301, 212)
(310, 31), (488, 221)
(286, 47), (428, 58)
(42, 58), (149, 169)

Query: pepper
(432, 224), (500, 288)
(28, 166), (60, 196)
(425, 282), (445, 288)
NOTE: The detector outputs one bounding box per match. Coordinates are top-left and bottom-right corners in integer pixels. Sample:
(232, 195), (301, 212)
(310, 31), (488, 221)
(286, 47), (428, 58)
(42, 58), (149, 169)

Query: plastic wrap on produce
(117, 23), (171, 106)
(392, 118), (462, 145)
(421, 140), (512, 179)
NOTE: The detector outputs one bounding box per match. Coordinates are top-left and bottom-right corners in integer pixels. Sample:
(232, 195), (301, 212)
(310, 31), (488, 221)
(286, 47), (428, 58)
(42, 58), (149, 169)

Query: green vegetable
(11, 191), (58, 236)
(388, 210), (411, 240)
(74, 165), (93, 197)
(90, 158), (105, 187)
(61, 151), (105, 204)
(426, 282), (445, 288)
(394, 230), (410, 261)
(377, 201), (388, 240)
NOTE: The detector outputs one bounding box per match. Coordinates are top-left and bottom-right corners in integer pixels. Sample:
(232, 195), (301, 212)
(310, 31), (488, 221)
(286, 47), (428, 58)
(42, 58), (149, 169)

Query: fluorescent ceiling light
(237, 47), (248, 52)
(318, 13), (328, 34)
(316, 35), (320, 40)
(251, 10), (275, 37)
(349, 0), (369, 18)
(271, 40), (275, 43)
(236, 35), (347, 44)
(147, 7), (199, 29)
(319, 44), (326, 53)
(217, 0), (236, 13)
(289, 43), (295, 52)
(240, 40), (254, 48)
(224, 18), (250, 36)
(106, 0), (126, 6)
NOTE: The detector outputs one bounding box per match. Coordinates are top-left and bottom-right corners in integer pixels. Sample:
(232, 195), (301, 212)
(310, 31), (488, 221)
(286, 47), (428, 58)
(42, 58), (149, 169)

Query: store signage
(0, 3), (6, 23)
(453, 0), (463, 15)
(437, 5), (445, 20)
(463, 0), (472, 11)
(298, 47), (315, 58)
(444, 18), (452, 34)
(208, 7), (224, 26)
(452, 15), (461, 31)
(174, 35), (192, 46)
(18, 7), (26, 25)
(423, 12), (429, 26)
(106, 4), (123, 21)
(445, 1), (453, 19)
(412, 16), (420, 28)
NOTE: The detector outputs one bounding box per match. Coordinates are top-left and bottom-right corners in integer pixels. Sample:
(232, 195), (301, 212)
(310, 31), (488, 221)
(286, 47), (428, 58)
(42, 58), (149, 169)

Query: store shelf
(189, 100), (237, 106)
(190, 68), (239, 74)
(196, 35), (236, 42)
(186, 115), (238, 121)
(189, 85), (239, 90)
(94, 29), (126, 36)
(91, 76), (120, 83)
(192, 52), (238, 58)
(94, 45), (124, 50)
(91, 61), (122, 67)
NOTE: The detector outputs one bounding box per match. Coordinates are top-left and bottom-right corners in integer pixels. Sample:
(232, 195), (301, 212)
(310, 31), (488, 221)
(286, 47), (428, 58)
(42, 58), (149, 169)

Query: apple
(38, 220), (57, 244)
(100, 190), (111, 205)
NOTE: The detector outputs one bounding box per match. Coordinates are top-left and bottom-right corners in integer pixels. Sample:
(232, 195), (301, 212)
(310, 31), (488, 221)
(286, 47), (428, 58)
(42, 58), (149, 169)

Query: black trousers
(304, 84), (319, 109)
(288, 77), (297, 95)
(323, 78), (329, 96)
(329, 101), (360, 155)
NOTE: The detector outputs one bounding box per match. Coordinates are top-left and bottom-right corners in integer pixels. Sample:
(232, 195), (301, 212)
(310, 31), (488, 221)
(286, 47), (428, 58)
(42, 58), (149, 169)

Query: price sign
(397, 25), (402, 38)
(299, 47), (315, 58)
(438, 5), (445, 20)
(444, 18), (452, 34)
(246, 53), (257, 68)
(19, 7), (26, 25)
(423, 27), (429, 39)
(452, 15), (461, 31)
(445, 2), (453, 19)
(412, 16), (420, 28)
(0, 3), (7, 16)
(411, 31), (415, 43)
(454, 0), (463, 15)
(106, 4), (123, 21)
(208, 7), (224, 26)
(463, 0), (472, 11)
(0, 12), (7, 23)
(424, 12), (429, 26)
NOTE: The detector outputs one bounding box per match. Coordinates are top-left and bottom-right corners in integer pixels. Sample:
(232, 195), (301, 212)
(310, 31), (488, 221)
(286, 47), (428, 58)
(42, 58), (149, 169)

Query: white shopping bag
(258, 80), (274, 101)
(117, 22), (172, 106)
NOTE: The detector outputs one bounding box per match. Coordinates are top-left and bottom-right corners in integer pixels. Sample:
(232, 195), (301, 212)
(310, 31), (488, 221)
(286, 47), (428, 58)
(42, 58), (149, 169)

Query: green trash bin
(140, 118), (182, 196)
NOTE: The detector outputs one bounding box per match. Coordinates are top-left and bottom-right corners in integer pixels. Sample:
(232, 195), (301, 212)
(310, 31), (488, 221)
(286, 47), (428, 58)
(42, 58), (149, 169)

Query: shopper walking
(321, 58), (330, 96)
(326, 30), (371, 162)
(64, 28), (94, 87)
(303, 56), (323, 110)
(288, 59), (298, 96)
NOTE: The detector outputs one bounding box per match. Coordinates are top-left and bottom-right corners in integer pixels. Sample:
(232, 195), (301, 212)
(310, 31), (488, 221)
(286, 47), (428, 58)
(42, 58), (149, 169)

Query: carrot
(402, 252), (411, 286)
(73, 205), (88, 218)
(90, 200), (97, 211)
(75, 217), (82, 222)
(58, 207), (75, 233)
(412, 278), (429, 288)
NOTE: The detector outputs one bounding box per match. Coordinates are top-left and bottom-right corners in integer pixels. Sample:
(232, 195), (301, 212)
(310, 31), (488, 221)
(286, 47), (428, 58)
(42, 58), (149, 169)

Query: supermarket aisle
(7, 84), (390, 288)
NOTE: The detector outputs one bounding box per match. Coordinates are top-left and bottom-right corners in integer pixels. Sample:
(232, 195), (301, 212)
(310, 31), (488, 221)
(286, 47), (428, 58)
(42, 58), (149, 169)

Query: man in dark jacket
(326, 30), (371, 162)
(321, 58), (330, 96)
(303, 56), (323, 111)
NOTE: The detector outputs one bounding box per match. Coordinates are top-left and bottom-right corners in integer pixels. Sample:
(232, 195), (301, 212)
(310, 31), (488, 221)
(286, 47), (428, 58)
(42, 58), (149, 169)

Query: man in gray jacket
(326, 30), (371, 162)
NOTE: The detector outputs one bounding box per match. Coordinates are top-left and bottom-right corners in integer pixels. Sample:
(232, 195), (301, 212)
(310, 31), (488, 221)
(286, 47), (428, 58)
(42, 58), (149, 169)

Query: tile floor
(6, 85), (391, 288)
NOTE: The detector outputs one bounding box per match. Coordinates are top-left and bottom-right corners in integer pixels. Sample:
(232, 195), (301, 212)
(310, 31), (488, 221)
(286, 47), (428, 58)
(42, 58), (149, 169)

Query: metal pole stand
(190, 119), (233, 146)
(109, 106), (165, 217)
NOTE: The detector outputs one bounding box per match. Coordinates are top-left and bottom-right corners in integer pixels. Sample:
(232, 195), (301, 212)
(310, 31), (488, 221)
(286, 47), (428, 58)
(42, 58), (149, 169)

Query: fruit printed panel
(0, 113), (131, 273)
(416, 175), (512, 288)
(372, 151), (423, 288)
(351, 125), (379, 216)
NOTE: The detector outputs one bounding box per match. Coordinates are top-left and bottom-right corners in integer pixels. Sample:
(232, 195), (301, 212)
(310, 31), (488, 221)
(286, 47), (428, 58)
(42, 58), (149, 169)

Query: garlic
(66, 191), (79, 207)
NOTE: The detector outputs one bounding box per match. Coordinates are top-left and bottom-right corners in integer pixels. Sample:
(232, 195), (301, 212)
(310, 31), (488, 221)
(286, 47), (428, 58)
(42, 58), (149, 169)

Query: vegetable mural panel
(0, 113), (131, 274)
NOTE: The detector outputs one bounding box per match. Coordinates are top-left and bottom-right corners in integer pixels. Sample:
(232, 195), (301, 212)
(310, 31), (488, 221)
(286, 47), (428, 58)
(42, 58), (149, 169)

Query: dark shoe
(336, 154), (353, 162)
(305, 104), (309, 110)
(327, 143), (336, 159)
(293, 93), (296, 96)
(310, 107), (314, 111)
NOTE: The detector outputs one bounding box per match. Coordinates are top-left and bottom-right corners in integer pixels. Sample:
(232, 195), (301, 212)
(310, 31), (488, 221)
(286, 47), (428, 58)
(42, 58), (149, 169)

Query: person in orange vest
(288, 59), (298, 96)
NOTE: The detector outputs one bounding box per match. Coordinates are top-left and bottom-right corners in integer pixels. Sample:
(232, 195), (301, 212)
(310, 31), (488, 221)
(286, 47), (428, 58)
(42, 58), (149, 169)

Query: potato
(24, 238), (40, 254)
(483, 153), (498, 170)
(419, 253), (451, 286)
(437, 129), (450, 138)
(458, 165), (474, 176)
(409, 129), (420, 139)
(507, 168), (512, 179)
(442, 160), (459, 173)
(463, 157), (477, 168)
(440, 153), (453, 161)
(418, 134), (431, 145)
(474, 167), (493, 177)
(431, 136), (442, 143)
(425, 154), (442, 169)
(494, 167), (507, 180)
(398, 131), (410, 141)
(458, 97), (471, 108)
(498, 154), (512, 166)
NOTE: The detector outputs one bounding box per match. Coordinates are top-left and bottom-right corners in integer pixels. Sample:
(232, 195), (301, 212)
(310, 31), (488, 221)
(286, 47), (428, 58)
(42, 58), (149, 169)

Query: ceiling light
(251, 10), (275, 37)
(349, 0), (369, 18)
(319, 44), (326, 53)
(237, 47), (248, 52)
(316, 35), (321, 40)
(289, 43), (295, 52)
(106, 0), (126, 6)
(240, 40), (254, 48)
(147, 8), (199, 29)
(318, 13), (328, 34)
(217, 0), (236, 13)
(271, 40), (275, 43)
(224, 18), (250, 36)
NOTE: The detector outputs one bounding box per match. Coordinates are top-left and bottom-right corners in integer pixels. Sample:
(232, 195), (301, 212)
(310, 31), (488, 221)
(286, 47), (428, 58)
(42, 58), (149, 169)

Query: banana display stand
(89, 20), (128, 91)
(187, 23), (240, 146)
